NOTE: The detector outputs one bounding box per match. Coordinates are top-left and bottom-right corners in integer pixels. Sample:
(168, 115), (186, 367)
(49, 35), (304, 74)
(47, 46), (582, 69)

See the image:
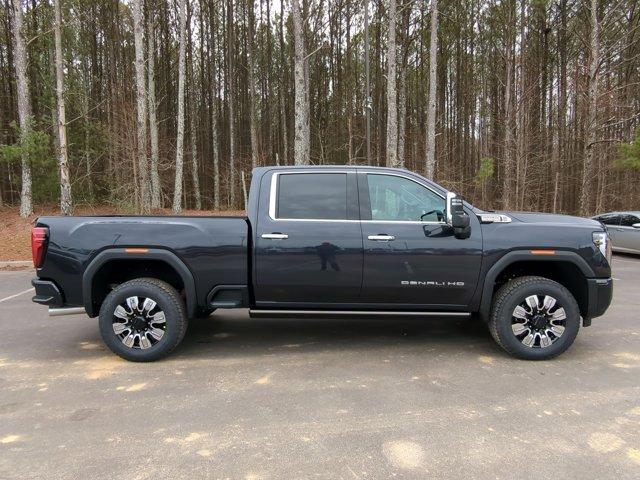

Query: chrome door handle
(261, 233), (289, 240)
(368, 234), (395, 241)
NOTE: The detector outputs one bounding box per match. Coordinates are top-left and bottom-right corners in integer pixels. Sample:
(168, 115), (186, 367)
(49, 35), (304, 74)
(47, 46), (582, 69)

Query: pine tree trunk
(503, 0), (516, 209)
(83, 90), (93, 202)
(556, 0), (568, 213)
(211, 94), (220, 210)
(385, 0), (398, 167)
(348, 117), (354, 164)
(292, 0), (310, 165)
(209, 0), (220, 210)
(187, 14), (201, 210)
(580, 0), (600, 216)
(172, 0), (187, 213)
(227, 0), (237, 206)
(11, 0), (33, 218)
(397, 72), (406, 167)
(279, 0), (289, 165)
(132, 0), (150, 212)
(247, 0), (260, 170)
(515, 0), (527, 211)
(279, 90), (288, 165)
(424, 0), (438, 179)
(364, 0), (371, 164)
(188, 63), (201, 209)
(147, 12), (161, 208)
(54, 0), (72, 215)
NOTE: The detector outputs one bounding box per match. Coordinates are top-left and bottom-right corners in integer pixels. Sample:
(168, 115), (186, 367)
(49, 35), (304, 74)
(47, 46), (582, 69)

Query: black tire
(488, 276), (580, 360)
(98, 278), (188, 362)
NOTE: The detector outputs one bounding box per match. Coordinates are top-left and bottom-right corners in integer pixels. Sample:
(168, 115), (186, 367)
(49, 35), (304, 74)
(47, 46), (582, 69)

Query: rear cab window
(274, 172), (357, 220)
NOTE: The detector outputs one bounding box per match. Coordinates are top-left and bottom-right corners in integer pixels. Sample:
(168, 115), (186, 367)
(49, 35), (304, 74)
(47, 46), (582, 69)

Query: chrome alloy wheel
(112, 296), (166, 349)
(511, 295), (566, 348)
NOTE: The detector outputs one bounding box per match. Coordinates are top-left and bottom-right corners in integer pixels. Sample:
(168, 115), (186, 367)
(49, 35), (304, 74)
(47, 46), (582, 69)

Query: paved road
(1, 256), (639, 480)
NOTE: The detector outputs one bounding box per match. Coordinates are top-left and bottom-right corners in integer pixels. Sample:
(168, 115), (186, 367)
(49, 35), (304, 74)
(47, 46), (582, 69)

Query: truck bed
(35, 215), (249, 314)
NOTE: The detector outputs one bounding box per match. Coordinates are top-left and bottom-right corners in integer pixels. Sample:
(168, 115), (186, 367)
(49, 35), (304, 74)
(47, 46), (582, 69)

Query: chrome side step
(48, 307), (86, 317)
(249, 309), (470, 319)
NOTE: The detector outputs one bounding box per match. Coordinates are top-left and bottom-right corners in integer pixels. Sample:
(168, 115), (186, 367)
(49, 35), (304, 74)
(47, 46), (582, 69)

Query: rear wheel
(98, 278), (188, 362)
(488, 276), (580, 360)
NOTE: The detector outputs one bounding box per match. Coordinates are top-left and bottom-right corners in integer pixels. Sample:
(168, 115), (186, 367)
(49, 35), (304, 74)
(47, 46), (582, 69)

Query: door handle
(261, 233), (289, 240)
(368, 234), (395, 241)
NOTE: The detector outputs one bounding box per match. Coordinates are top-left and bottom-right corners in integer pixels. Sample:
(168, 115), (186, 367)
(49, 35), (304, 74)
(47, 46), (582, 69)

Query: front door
(358, 172), (482, 308)
(254, 171), (363, 306)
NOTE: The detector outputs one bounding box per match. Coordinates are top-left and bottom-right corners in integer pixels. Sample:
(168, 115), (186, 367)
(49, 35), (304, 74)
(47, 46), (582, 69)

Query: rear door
(358, 171), (482, 308)
(254, 171), (363, 305)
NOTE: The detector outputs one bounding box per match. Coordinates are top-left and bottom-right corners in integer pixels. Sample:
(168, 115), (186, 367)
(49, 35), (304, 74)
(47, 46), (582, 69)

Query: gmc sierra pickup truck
(31, 166), (613, 361)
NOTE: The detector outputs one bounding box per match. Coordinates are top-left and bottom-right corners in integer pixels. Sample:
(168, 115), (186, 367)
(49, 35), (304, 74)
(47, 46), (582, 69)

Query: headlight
(592, 231), (612, 264)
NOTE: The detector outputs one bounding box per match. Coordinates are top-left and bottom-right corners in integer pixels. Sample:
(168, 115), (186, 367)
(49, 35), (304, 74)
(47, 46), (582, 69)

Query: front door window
(367, 174), (445, 222)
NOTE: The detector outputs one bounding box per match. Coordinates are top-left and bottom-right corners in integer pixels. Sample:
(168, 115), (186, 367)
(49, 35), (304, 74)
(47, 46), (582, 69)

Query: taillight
(31, 227), (48, 268)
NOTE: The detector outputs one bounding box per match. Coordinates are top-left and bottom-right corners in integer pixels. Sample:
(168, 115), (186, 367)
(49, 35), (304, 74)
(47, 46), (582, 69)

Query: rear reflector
(530, 250), (556, 255)
(31, 227), (48, 268)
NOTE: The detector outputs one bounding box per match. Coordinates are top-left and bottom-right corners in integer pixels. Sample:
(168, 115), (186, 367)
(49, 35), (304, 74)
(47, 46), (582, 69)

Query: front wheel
(98, 278), (188, 362)
(488, 276), (580, 360)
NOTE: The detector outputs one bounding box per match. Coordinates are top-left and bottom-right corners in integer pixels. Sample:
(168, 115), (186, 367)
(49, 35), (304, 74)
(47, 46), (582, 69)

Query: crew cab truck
(31, 166), (613, 361)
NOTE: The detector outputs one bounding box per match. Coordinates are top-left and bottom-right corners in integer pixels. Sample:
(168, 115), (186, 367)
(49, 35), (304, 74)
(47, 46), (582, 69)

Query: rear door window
(276, 173), (348, 220)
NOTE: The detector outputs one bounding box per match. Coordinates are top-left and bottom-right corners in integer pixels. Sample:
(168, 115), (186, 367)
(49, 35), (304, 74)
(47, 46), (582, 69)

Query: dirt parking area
(0, 255), (639, 479)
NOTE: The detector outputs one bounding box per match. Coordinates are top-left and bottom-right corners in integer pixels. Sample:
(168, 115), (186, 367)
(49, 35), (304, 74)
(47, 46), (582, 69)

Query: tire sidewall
(99, 280), (184, 362)
(494, 280), (580, 360)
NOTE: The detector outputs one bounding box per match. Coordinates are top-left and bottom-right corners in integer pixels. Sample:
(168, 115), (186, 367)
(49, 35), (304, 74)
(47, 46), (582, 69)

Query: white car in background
(592, 212), (640, 254)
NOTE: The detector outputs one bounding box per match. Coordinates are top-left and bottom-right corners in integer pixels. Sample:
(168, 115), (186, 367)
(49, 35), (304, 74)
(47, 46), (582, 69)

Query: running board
(249, 309), (470, 319)
(48, 307), (86, 317)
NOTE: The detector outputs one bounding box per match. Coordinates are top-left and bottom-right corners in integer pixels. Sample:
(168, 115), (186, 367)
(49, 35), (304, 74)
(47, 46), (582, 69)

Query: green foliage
(0, 122), (50, 165)
(0, 122), (58, 203)
(616, 132), (640, 170)
(476, 157), (495, 185)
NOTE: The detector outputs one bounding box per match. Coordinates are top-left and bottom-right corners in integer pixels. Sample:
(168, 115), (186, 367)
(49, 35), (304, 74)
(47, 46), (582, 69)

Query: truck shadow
(178, 309), (497, 358)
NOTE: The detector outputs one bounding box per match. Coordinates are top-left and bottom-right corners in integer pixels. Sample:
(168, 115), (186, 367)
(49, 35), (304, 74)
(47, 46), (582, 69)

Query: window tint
(367, 174), (445, 222)
(598, 214), (621, 226)
(277, 173), (347, 220)
(620, 214), (640, 227)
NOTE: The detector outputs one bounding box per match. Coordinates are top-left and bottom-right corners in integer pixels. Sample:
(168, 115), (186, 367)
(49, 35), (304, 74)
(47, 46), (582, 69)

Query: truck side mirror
(446, 192), (471, 239)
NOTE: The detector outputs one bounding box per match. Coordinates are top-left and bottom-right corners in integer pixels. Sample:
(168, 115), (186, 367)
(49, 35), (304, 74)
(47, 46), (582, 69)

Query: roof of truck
(253, 165), (410, 171)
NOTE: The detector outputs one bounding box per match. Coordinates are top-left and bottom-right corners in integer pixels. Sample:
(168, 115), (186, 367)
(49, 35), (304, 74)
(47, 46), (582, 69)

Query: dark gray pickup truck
(31, 166), (613, 361)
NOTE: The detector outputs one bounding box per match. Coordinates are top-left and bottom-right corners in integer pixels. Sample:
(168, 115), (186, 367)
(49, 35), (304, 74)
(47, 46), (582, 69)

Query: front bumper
(31, 278), (64, 307)
(584, 277), (613, 325)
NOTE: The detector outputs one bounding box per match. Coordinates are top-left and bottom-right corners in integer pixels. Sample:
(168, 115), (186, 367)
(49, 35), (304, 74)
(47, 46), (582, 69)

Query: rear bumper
(584, 278), (613, 324)
(31, 278), (64, 307)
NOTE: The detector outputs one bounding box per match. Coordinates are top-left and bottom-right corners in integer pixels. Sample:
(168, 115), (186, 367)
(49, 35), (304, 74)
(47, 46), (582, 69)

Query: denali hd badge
(401, 280), (465, 287)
